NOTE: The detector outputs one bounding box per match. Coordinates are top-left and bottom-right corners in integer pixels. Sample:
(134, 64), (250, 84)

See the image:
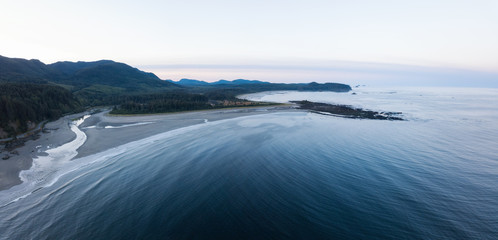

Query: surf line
(1, 115), (90, 206)
(23, 115), (91, 185)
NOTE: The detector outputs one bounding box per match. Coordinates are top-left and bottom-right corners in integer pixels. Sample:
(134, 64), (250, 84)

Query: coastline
(0, 105), (295, 191)
(0, 114), (82, 191)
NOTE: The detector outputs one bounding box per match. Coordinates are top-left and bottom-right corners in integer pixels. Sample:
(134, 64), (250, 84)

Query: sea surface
(1, 87), (498, 239)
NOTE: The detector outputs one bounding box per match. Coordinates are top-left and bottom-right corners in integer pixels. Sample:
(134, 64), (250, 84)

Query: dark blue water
(1, 88), (498, 239)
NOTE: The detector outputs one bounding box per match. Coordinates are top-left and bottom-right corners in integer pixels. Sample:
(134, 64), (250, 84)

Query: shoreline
(0, 105), (296, 191)
(0, 114), (83, 191)
(291, 100), (405, 121)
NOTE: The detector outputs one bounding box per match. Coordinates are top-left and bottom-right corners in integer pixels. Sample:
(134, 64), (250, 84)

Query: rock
(5, 139), (25, 151)
(291, 100), (405, 121)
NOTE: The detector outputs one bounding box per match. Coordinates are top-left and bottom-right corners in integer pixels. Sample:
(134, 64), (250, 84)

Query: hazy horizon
(1, 0), (497, 87)
(138, 61), (498, 87)
(2, 53), (497, 88)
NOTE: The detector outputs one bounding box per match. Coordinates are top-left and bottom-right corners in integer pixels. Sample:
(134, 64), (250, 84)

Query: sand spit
(0, 106), (295, 191)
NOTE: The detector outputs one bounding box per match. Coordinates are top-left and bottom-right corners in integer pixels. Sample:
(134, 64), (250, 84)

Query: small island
(291, 100), (405, 121)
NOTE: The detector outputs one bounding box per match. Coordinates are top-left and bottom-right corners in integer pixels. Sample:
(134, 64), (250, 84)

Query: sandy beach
(0, 115), (78, 191)
(0, 106), (295, 191)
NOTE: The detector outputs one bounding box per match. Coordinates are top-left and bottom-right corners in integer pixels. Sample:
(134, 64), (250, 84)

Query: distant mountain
(0, 55), (60, 83)
(49, 60), (114, 76)
(0, 55), (178, 91)
(231, 81), (352, 92)
(0, 55), (180, 104)
(170, 77), (351, 92)
(0, 54), (351, 137)
(55, 61), (178, 91)
(212, 79), (271, 85)
(169, 79), (270, 86)
(174, 79), (211, 86)
(0, 55), (184, 137)
(0, 55), (184, 109)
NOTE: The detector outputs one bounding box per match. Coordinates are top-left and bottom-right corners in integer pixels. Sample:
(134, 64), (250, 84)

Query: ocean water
(1, 87), (498, 239)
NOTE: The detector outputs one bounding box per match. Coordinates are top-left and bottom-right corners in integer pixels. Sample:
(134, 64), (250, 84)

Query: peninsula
(291, 100), (405, 120)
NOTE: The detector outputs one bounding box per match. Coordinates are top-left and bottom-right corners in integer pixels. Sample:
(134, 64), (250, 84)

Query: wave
(104, 122), (154, 129)
(0, 114), (267, 207)
(0, 115), (90, 206)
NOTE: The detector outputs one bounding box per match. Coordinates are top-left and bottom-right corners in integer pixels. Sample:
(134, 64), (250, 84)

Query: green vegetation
(0, 55), (351, 138)
(110, 92), (210, 114)
(291, 100), (404, 121)
(183, 82), (352, 95)
(0, 83), (82, 137)
(109, 91), (279, 115)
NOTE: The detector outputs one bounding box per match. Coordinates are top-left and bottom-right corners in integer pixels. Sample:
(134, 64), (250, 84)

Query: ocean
(1, 87), (497, 239)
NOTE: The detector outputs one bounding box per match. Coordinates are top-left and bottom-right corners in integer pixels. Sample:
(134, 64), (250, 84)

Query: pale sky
(1, 0), (497, 86)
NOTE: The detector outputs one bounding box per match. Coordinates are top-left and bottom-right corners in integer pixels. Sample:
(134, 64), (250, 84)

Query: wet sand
(0, 114), (81, 190)
(0, 106), (295, 191)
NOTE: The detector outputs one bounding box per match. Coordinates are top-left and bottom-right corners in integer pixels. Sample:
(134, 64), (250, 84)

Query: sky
(1, 0), (497, 86)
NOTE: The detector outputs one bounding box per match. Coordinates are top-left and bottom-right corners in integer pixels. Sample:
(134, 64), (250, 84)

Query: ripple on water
(1, 88), (498, 239)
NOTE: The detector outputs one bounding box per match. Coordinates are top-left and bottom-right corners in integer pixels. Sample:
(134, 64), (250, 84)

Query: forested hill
(0, 55), (179, 92)
(0, 55), (180, 137)
(0, 83), (82, 138)
(0, 56), (59, 84)
(170, 78), (352, 92)
(1, 55), (352, 138)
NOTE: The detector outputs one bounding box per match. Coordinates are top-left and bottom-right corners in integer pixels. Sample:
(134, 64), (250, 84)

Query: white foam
(0, 115), (90, 206)
(0, 113), (281, 206)
(104, 122), (154, 129)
